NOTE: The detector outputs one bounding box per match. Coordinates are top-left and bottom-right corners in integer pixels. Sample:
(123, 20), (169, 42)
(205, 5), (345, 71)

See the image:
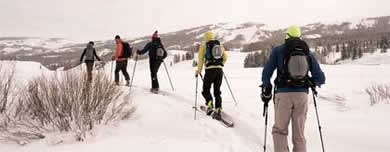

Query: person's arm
(261, 48), (278, 88)
(93, 48), (101, 61)
(138, 42), (152, 55)
(309, 52), (326, 87)
(80, 49), (86, 63)
(197, 43), (206, 72)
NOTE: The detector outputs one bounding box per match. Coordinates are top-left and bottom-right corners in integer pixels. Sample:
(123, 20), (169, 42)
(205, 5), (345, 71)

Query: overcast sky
(1, 0), (389, 42)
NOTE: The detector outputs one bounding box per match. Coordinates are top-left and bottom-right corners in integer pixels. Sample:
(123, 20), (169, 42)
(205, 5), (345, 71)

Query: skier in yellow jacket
(195, 31), (227, 120)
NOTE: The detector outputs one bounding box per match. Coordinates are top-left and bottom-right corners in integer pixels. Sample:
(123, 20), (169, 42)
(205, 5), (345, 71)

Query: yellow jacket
(197, 32), (228, 72)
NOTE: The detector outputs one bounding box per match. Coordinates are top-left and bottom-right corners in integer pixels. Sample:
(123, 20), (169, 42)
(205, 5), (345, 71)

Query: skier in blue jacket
(260, 25), (325, 152)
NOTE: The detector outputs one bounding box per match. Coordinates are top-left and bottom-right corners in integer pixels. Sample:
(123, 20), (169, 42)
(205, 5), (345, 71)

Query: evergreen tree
(336, 44), (340, 53)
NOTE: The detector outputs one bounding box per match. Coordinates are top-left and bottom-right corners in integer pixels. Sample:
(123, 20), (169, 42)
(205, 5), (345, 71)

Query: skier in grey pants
(80, 41), (101, 82)
(261, 25), (326, 152)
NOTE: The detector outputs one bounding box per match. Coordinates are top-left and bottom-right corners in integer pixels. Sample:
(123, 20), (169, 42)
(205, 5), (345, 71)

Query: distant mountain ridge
(1, 15), (389, 70)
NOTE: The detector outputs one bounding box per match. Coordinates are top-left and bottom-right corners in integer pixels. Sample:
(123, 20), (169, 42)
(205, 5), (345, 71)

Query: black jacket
(138, 38), (167, 62)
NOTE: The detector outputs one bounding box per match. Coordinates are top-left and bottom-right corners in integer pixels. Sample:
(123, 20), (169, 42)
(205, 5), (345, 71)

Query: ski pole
(311, 85), (325, 152)
(163, 61), (175, 91)
(262, 85), (275, 152)
(110, 60), (114, 81)
(129, 55), (138, 94)
(199, 73), (204, 81)
(263, 103), (269, 152)
(194, 75), (199, 120)
(223, 73), (238, 106)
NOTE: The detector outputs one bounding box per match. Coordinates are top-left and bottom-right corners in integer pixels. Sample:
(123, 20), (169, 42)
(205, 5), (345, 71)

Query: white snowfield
(1, 51), (390, 152)
(0, 38), (76, 55)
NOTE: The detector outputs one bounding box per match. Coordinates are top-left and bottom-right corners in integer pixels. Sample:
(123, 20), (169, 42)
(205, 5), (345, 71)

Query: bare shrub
(0, 62), (16, 113)
(0, 71), (132, 143)
(365, 84), (390, 106)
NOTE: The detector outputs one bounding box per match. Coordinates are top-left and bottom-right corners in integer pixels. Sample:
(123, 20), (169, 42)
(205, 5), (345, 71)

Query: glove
(195, 69), (201, 77)
(111, 56), (116, 61)
(261, 85), (273, 105)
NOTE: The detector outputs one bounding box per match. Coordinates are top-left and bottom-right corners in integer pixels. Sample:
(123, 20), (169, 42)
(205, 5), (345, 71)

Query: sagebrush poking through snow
(0, 62), (16, 114)
(0, 71), (133, 144)
(365, 84), (390, 106)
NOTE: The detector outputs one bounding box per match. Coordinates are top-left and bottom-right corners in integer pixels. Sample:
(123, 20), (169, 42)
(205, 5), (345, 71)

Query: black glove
(261, 85), (273, 105)
(307, 77), (318, 95)
(308, 77), (316, 87)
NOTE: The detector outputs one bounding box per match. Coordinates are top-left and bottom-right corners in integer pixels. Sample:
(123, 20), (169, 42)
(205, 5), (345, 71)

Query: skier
(260, 25), (326, 152)
(195, 31), (227, 120)
(80, 41), (101, 82)
(137, 31), (167, 93)
(112, 35), (131, 86)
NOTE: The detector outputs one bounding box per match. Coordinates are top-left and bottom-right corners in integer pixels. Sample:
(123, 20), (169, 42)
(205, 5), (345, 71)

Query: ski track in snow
(1, 52), (390, 152)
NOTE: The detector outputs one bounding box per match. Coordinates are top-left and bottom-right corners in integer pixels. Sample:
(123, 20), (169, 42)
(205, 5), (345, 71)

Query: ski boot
(125, 80), (130, 87)
(114, 81), (120, 86)
(206, 101), (214, 116)
(150, 88), (159, 94)
(212, 108), (222, 120)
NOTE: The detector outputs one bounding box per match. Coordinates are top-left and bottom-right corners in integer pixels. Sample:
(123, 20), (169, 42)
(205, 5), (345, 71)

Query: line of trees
(243, 50), (270, 68)
(242, 32), (390, 67)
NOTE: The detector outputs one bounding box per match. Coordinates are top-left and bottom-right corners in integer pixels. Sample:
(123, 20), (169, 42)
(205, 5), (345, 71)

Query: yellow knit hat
(286, 25), (302, 39)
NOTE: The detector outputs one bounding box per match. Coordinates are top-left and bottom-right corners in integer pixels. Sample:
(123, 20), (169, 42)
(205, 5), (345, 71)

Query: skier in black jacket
(137, 31), (167, 93)
(80, 41), (101, 82)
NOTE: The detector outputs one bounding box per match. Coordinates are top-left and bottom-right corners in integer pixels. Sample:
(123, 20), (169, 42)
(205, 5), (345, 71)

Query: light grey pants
(272, 92), (308, 152)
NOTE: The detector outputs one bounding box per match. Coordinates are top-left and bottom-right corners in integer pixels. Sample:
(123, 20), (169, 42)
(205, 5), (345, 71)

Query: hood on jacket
(204, 31), (215, 41)
(87, 41), (94, 48)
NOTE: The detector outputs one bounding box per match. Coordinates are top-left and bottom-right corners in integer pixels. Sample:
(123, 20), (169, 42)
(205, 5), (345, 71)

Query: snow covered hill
(2, 15), (389, 70)
(0, 37), (75, 55)
(0, 51), (389, 152)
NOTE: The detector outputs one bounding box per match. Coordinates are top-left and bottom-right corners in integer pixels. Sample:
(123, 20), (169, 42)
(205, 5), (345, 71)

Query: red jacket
(115, 40), (127, 61)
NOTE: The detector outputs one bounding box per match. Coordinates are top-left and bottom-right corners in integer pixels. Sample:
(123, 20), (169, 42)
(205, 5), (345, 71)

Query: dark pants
(150, 61), (162, 89)
(202, 68), (223, 108)
(85, 60), (94, 82)
(115, 60), (130, 82)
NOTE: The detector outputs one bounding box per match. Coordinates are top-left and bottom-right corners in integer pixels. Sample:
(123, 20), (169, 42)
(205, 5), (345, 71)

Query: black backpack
(120, 42), (132, 58)
(205, 40), (224, 67)
(279, 38), (312, 87)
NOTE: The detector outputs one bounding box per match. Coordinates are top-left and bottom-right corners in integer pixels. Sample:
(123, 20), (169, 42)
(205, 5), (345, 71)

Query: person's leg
(291, 93), (308, 152)
(272, 93), (293, 152)
(154, 62), (162, 89)
(149, 61), (162, 89)
(114, 61), (121, 84)
(86, 62), (93, 82)
(120, 60), (130, 81)
(202, 69), (216, 106)
(213, 69), (223, 109)
(150, 61), (158, 89)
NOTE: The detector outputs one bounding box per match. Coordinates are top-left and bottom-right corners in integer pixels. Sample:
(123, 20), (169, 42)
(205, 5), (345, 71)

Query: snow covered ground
(1, 52), (389, 152)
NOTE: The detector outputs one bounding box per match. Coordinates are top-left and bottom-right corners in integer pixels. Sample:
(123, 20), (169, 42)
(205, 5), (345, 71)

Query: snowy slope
(0, 38), (75, 55)
(0, 61), (50, 83)
(1, 52), (390, 152)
